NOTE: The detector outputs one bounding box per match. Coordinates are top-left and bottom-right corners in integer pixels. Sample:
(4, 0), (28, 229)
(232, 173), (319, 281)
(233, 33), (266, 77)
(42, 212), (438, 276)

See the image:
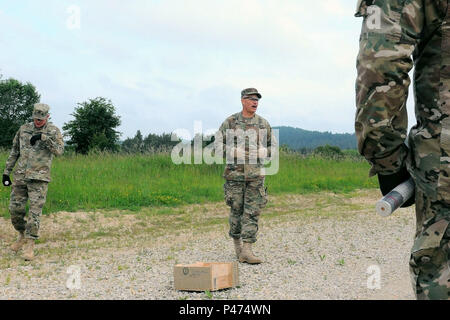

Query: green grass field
(0, 151), (377, 216)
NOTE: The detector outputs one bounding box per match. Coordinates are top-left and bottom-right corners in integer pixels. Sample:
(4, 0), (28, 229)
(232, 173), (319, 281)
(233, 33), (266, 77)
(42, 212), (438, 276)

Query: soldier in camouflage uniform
(355, 0), (450, 299)
(2, 103), (64, 261)
(218, 88), (273, 264)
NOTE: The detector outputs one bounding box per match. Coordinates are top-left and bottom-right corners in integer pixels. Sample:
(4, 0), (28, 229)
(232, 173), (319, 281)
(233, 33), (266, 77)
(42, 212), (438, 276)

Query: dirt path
(0, 189), (416, 300)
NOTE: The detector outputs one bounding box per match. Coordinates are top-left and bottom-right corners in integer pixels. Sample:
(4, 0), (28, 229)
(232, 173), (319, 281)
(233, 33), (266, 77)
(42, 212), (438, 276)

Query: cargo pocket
(410, 219), (450, 271)
(355, 0), (405, 42)
(224, 181), (243, 208)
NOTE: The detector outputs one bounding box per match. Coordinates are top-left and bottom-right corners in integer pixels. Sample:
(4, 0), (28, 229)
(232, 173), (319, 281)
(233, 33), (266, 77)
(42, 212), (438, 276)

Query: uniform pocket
(356, 0), (406, 42)
(224, 181), (242, 207)
(410, 219), (450, 269)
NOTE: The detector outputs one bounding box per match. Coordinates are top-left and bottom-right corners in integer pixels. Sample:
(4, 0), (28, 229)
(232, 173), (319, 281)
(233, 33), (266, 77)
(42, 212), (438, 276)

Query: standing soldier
(218, 88), (273, 264)
(355, 1), (450, 299)
(2, 103), (64, 261)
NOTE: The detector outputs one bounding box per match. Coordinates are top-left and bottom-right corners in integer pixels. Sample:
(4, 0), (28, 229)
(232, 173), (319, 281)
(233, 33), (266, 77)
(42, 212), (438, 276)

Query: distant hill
(274, 126), (356, 150)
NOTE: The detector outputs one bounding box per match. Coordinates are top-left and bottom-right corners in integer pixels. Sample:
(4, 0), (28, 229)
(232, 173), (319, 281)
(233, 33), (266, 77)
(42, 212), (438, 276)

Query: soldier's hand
(30, 134), (42, 146)
(378, 166), (415, 207)
(249, 147), (268, 161)
(2, 174), (11, 187)
(258, 147), (268, 159)
(235, 147), (246, 160)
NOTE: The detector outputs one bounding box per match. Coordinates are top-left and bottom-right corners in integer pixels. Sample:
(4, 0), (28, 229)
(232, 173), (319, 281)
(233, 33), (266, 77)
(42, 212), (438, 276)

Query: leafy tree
(314, 144), (343, 158)
(63, 97), (121, 154)
(0, 77), (40, 148)
(280, 144), (291, 153)
(143, 132), (178, 151)
(122, 130), (144, 153)
(122, 131), (180, 153)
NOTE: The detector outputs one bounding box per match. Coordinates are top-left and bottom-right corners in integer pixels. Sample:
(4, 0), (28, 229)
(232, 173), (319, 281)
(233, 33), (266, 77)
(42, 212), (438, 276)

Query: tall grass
(0, 151), (377, 216)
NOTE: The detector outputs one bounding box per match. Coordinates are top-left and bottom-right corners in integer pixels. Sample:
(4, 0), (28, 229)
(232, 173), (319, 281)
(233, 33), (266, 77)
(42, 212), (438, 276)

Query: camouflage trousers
(9, 180), (49, 240)
(409, 189), (450, 300)
(223, 179), (267, 243)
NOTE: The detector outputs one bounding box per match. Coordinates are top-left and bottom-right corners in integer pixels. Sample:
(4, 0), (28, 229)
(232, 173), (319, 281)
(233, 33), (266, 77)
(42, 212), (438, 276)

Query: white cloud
(1, 0), (364, 137)
(320, 0), (351, 16)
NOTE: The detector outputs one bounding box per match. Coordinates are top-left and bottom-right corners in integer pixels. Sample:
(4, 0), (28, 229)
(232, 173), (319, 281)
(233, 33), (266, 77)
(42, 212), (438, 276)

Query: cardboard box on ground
(174, 262), (239, 291)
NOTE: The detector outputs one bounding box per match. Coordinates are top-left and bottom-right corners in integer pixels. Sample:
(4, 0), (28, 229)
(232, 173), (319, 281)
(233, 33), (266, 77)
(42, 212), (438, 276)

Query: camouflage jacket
(3, 122), (64, 182)
(218, 112), (273, 181)
(355, 0), (450, 202)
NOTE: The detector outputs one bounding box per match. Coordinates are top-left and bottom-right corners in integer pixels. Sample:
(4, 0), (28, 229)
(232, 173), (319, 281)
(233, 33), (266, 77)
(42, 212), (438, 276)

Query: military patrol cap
(241, 88), (262, 100)
(32, 103), (50, 120)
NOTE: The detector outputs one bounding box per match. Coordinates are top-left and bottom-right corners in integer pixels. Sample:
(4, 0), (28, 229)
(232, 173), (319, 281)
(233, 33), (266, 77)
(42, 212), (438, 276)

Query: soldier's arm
(216, 120), (230, 160)
(355, 0), (424, 176)
(42, 127), (64, 156)
(4, 130), (20, 175)
(265, 122), (277, 158)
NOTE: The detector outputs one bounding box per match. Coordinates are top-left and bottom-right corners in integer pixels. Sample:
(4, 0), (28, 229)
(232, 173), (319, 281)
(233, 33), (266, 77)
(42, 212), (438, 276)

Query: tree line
(275, 126), (356, 150)
(0, 76), (180, 154)
(1, 76), (359, 156)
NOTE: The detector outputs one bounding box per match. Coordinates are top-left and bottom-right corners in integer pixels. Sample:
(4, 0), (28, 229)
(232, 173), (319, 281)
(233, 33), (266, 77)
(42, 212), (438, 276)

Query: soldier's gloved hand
(2, 174), (11, 187)
(378, 166), (415, 207)
(258, 147), (268, 159)
(249, 147), (268, 161)
(30, 134), (42, 146)
(235, 147), (246, 160)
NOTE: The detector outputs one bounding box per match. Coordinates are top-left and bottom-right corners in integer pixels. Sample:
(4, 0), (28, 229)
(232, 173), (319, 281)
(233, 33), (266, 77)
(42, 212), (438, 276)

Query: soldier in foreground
(217, 88), (273, 264)
(355, 1), (450, 299)
(2, 104), (64, 261)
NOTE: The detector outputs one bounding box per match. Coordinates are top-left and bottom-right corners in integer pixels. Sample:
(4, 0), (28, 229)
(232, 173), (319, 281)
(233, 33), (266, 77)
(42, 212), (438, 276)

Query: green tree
(280, 144), (291, 153)
(122, 130), (144, 153)
(122, 131), (179, 154)
(143, 132), (178, 151)
(0, 77), (40, 148)
(63, 97), (121, 154)
(314, 144), (343, 158)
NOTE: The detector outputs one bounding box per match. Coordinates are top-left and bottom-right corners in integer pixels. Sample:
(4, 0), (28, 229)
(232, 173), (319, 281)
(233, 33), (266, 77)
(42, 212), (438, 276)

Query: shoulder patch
(226, 113), (240, 127)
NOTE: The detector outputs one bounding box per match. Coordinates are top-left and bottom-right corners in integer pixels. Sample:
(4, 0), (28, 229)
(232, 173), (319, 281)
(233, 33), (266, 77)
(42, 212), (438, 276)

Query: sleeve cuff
(368, 145), (408, 177)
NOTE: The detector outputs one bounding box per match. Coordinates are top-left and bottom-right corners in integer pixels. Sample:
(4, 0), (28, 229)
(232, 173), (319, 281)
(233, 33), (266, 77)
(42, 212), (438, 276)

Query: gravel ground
(0, 190), (416, 300)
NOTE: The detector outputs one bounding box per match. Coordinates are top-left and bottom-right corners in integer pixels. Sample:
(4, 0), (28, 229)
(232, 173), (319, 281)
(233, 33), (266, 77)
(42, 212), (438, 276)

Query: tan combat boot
(239, 242), (262, 264)
(10, 232), (26, 252)
(233, 238), (242, 259)
(22, 239), (35, 261)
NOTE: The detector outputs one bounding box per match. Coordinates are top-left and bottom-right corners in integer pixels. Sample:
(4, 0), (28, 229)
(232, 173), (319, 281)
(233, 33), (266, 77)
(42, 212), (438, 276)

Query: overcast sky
(0, 0), (415, 139)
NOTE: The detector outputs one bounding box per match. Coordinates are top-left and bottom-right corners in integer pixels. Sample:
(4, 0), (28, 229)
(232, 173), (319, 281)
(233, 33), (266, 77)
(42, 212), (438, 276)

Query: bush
(63, 97), (121, 154)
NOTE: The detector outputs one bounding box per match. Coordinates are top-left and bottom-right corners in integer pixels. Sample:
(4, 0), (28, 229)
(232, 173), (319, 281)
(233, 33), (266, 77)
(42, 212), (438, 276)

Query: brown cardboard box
(174, 262), (239, 291)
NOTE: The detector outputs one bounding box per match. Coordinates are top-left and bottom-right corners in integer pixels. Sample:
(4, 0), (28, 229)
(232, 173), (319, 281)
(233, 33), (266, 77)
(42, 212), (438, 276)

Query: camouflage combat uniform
(219, 111), (272, 243)
(355, 0), (450, 299)
(4, 121), (64, 239)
